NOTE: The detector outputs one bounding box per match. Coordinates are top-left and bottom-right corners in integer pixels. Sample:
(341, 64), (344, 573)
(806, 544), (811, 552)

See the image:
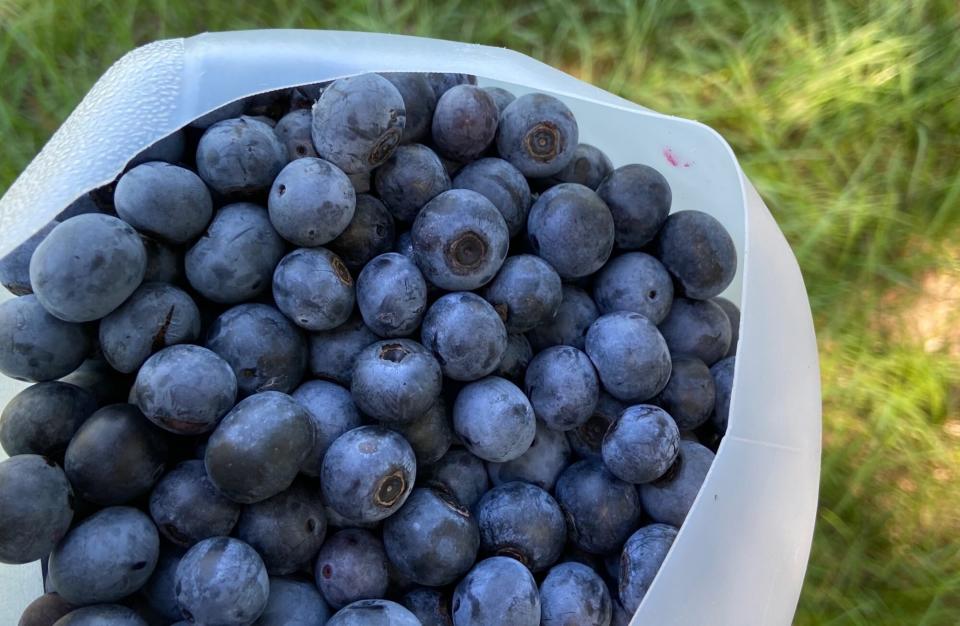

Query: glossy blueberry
(49, 506), (159, 605)
(453, 376), (535, 462)
(130, 128), (186, 166)
(484, 255), (562, 333)
(387, 398), (453, 465)
(236, 480), (328, 575)
(452, 157), (531, 237)
(526, 285), (599, 353)
(402, 588), (451, 626)
(527, 183), (614, 279)
(351, 339), (442, 424)
(586, 312), (672, 402)
(555, 460), (642, 554)
(483, 86), (515, 114)
(476, 482), (565, 571)
(148, 460), (241, 547)
(315, 529), (390, 609)
(0, 221), (57, 296)
(656, 357), (716, 431)
(196, 116), (286, 195)
(425, 73), (477, 99)
(309, 315), (379, 385)
(596, 164), (671, 250)
(175, 537), (270, 625)
(357, 253), (428, 337)
(274, 109), (319, 160)
(206, 304), (308, 396)
(321, 426), (416, 522)
(432, 85), (499, 162)
(540, 561), (612, 626)
(412, 189), (510, 291)
(603, 405), (680, 484)
(384, 486), (480, 586)
(524, 346), (599, 431)
(52, 605), (146, 626)
(328, 599), (420, 626)
(18, 592), (74, 626)
(497, 93), (578, 177)
(114, 162), (212, 244)
(494, 333), (533, 383)
(30, 214), (146, 322)
(0, 382), (95, 458)
(593, 252), (674, 324)
(253, 577), (331, 626)
(422, 292), (508, 381)
(618, 523), (677, 613)
(0, 455), (73, 564)
(64, 404), (167, 505)
(292, 380), (362, 477)
(566, 392), (627, 461)
(639, 440), (715, 526)
(713, 297), (741, 357)
(428, 448), (490, 510)
(273, 248), (356, 332)
(654, 210), (737, 299)
(312, 73), (405, 174)
(329, 195), (396, 272)
(205, 391), (315, 504)
(711, 356), (736, 433)
(268, 157), (356, 247)
(452, 556), (541, 626)
(658, 297), (732, 366)
(374, 144), (451, 222)
(381, 72), (438, 144)
(547, 143), (613, 190)
(141, 547), (183, 622)
(487, 419), (572, 491)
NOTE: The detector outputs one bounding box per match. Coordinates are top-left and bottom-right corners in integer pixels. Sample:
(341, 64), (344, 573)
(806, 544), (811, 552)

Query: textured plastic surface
(0, 30), (820, 625)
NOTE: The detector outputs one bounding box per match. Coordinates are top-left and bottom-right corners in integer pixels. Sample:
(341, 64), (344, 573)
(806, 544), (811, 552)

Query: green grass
(2, 1), (959, 623)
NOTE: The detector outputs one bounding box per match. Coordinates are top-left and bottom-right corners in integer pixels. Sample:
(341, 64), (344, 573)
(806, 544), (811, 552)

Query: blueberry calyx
(524, 122), (562, 162)
(379, 343), (409, 363)
(375, 469), (407, 507)
(447, 232), (487, 270)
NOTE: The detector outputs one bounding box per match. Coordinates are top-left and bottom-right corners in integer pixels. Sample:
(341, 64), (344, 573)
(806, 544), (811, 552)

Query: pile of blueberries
(0, 71), (739, 626)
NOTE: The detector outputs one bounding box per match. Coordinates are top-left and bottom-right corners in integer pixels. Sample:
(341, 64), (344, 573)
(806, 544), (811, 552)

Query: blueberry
(482, 86), (515, 115)
(452, 556), (541, 626)
(452, 157), (532, 237)
(236, 480), (327, 575)
(308, 315), (378, 385)
(0, 295), (89, 382)
(618, 523), (677, 613)
(268, 157), (357, 247)
(206, 304), (308, 396)
(453, 376), (535, 462)
(0, 382), (95, 458)
(205, 391), (315, 504)
(141, 547), (183, 621)
(494, 333), (533, 383)
(432, 85), (499, 162)
(484, 255), (562, 333)
(711, 356), (736, 434)
(654, 210), (737, 299)
(357, 253), (428, 337)
(148, 460), (241, 547)
(315, 529), (390, 609)
(0, 221), (57, 296)
(566, 392), (627, 461)
(412, 189), (510, 291)
(329, 195), (396, 272)
(175, 537), (270, 625)
(487, 419), (572, 491)
(253, 577), (331, 626)
(185, 202), (286, 304)
(540, 561), (612, 626)
(658, 297), (732, 366)
(585, 312), (672, 402)
(196, 116), (286, 195)
(30, 214), (146, 322)
(422, 292), (509, 381)
(524, 346), (599, 431)
(595, 164), (671, 250)
(274, 109), (319, 160)
(546, 143), (613, 190)
(402, 588), (452, 626)
(387, 398), (454, 465)
(384, 486), (480, 586)
(527, 183), (614, 279)
(593, 252), (674, 324)
(312, 73), (405, 174)
(292, 380), (363, 477)
(476, 482), (566, 571)
(64, 404), (167, 505)
(526, 285), (599, 352)
(189, 99), (247, 129)
(351, 339), (442, 424)
(130, 128), (186, 166)
(0, 455), (74, 564)
(497, 93), (579, 177)
(602, 405), (680, 484)
(49, 506), (159, 605)
(555, 460), (642, 554)
(18, 592), (74, 626)
(321, 426), (416, 522)
(713, 296), (741, 357)
(99, 284), (201, 374)
(52, 605), (147, 626)
(374, 144), (451, 222)
(656, 357), (716, 431)
(639, 440), (715, 526)
(273, 248), (356, 331)
(381, 73), (438, 144)
(425, 73), (477, 99)
(114, 162), (212, 244)
(328, 599), (420, 626)
(427, 448), (490, 510)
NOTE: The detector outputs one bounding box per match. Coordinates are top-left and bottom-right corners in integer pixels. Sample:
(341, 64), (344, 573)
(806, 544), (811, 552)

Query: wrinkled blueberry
(432, 85), (499, 162)
(494, 333), (533, 383)
(422, 292), (508, 381)
(196, 116), (286, 195)
(524, 346), (599, 432)
(292, 380), (363, 477)
(540, 561), (612, 626)
(328, 599), (420, 626)
(526, 285), (599, 353)
(452, 157), (531, 237)
(268, 157), (356, 247)
(175, 537), (269, 625)
(381, 72), (438, 144)
(351, 339), (442, 424)
(315, 529), (390, 609)
(427, 447), (490, 510)
(618, 523), (678, 613)
(711, 356), (736, 434)
(555, 460), (642, 554)
(476, 481), (565, 571)
(639, 440), (715, 526)
(658, 297), (732, 366)
(527, 183), (614, 279)
(603, 405), (680, 484)
(566, 391), (627, 461)
(114, 162), (212, 244)
(0, 382), (95, 458)
(593, 252), (674, 324)
(0, 455), (74, 564)
(309, 315), (379, 385)
(654, 210), (737, 299)
(597, 164), (671, 250)
(487, 419), (572, 491)
(329, 195), (396, 273)
(253, 576), (331, 626)
(357, 253), (428, 337)
(452, 556), (540, 626)
(586, 312), (672, 402)
(497, 93), (578, 177)
(374, 144), (450, 222)
(148, 460), (241, 547)
(387, 398), (453, 465)
(274, 109), (319, 160)
(656, 357), (716, 431)
(484, 255), (562, 333)
(713, 297), (741, 358)
(453, 376), (535, 463)
(273, 248), (356, 332)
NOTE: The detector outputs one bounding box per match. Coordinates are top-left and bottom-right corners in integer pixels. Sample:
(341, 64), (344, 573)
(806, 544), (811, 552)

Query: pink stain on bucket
(663, 147), (692, 168)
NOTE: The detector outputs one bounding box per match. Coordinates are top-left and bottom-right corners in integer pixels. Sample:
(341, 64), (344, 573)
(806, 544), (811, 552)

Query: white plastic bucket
(0, 30), (821, 625)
